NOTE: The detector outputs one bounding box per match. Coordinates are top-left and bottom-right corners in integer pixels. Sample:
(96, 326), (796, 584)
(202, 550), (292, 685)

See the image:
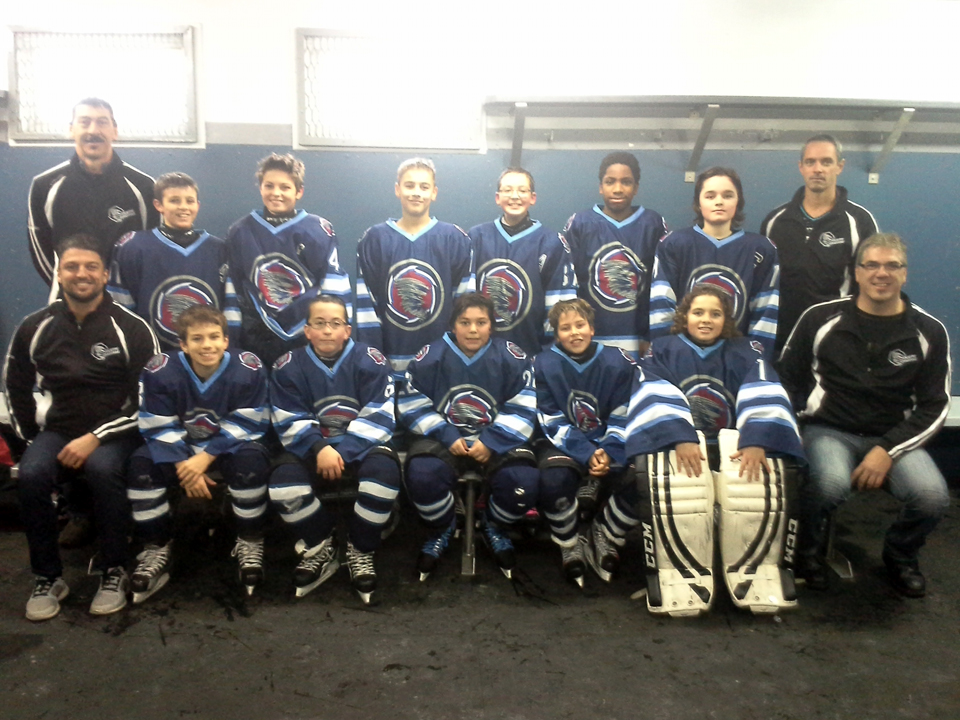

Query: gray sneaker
(89, 567), (129, 615)
(25, 577), (70, 621)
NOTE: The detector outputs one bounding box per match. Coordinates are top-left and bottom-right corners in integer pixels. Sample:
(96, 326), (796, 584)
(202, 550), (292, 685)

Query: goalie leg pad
(636, 437), (715, 617)
(716, 428), (797, 614)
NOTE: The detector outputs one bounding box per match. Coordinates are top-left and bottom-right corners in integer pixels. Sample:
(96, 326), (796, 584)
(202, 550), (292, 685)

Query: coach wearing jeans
(777, 232), (951, 598)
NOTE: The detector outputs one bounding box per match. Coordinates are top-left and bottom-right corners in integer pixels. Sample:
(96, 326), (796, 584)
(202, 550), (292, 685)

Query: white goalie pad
(716, 428), (796, 614)
(640, 433), (715, 617)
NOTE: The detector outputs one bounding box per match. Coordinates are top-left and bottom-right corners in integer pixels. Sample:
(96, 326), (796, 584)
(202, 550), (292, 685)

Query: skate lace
(561, 543), (583, 563)
(577, 477), (601, 502)
(232, 538), (264, 569)
(32, 577), (55, 598)
(135, 545), (171, 577)
(420, 524), (454, 558)
(483, 524), (514, 554)
(100, 567), (126, 592)
(593, 523), (616, 555)
(296, 538), (336, 572)
(347, 545), (375, 578)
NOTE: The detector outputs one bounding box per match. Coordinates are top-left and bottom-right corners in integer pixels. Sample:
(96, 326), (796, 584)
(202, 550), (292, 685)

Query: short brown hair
(176, 305), (227, 341)
(548, 299), (595, 332)
(670, 285), (740, 340)
(307, 294), (349, 322)
(256, 153), (305, 190)
(693, 167), (745, 229)
(154, 172), (198, 203)
(450, 293), (494, 327)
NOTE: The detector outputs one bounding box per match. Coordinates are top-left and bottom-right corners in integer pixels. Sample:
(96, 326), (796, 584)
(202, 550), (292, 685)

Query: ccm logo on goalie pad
(642, 522), (656, 570)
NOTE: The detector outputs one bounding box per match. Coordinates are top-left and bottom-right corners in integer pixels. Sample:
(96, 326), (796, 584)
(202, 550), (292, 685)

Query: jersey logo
(239, 351), (263, 370)
(319, 217), (335, 237)
(588, 243), (646, 313)
(478, 259), (532, 330)
(567, 390), (601, 432)
(115, 231), (137, 249)
(314, 396), (359, 438)
(252, 253), (311, 311)
(367, 347), (387, 366)
(183, 410), (221, 440)
(749, 340), (764, 355)
(505, 341), (527, 360)
(91, 343), (121, 361)
(888, 349), (918, 367)
(558, 233), (572, 253)
(107, 206), (137, 224)
(149, 276), (218, 347)
(687, 265), (749, 325)
(414, 344), (431, 362)
(819, 232), (845, 248)
(440, 385), (497, 435)
(680, 375), (734, 439)
(385, 260), (444, 330)
(145, 353), (169, 373)
(619, 347), (638, 365)
(273, 351), (293, 370)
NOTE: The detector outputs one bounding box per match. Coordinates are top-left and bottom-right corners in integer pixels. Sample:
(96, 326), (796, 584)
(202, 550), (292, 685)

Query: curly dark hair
(669, 284), (740, 341)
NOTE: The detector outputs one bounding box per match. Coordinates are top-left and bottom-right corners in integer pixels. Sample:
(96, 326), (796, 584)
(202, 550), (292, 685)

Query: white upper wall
(4, 0), (958, 126)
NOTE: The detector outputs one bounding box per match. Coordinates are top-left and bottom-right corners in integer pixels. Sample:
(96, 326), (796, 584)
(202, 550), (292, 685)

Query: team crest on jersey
(478, 259), (532, 330)
(819, 232), (845, 248)
(314, 396), (359, 438)
(749, 340), (764, 354)
(252, 253), (311, 311)
(116, 231), (137, 249)
(273, 351), (292, 370)
(107, 206), (137, 224)
(239, 351), (262, 370)
(680, 376), (734, 439)
(183, 410), (221, 440)
(687, 265), (748, 324)
(319, 217), (335, 237)
(888, 349), (918, 367)
(145, 354), (169, 373)
(149, 276), (218, 346)
(567, 391), (601, 432)
(385, 260), (444, 330)
(619, 347), (638, 365)
(440, 385), (497, 435)
(588, 243), (645, 312)
(367, 347), (387, 366)
(558, 233), (572, 253)
(414, 345), (431, 362)
(505, 341), (527, 360)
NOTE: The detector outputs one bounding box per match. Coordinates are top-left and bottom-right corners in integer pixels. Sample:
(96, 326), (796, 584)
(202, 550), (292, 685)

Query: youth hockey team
(7, 104), (951, 622)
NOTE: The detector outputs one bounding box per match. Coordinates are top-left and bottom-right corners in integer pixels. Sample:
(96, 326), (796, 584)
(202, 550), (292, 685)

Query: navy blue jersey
(534, 343), (636, 467)
(642, 334), (803, 460)
(624, 362), (700, 459)
(108, 228), (241, 350)
(649, 226), (779, 356)
(139, 350), (269, 464)
(470, 219), (577, 355)
(562, 204), (667, 355)
(225, 210), (351, 343)
(397, 335), (536, 456)
(356, 219), (475, 372)
(270, 339), (395, 464)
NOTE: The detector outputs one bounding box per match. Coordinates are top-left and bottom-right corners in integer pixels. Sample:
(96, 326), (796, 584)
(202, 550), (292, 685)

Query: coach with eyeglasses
(777, 232), (951, 598)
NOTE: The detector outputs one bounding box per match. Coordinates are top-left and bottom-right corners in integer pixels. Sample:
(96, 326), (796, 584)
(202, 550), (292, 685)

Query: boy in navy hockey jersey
(127, 306), (271, 601)
(109, 172), (241, 350)
(356, 158), (475, 372)
(398, 293), (538, 580)
(226, 153), (351, 366)
(470, 167), (577, 355)
(269, 295), (400, 604)
(562, 152), (667, 357)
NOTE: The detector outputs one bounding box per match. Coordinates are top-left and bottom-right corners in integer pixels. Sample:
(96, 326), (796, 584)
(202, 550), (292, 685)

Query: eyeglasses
(306, 319), (347, 330)
(859, 262), (906, 272)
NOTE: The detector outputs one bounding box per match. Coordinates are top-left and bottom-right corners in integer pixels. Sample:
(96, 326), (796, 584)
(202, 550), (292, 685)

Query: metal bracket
(868, 107), (915, 184)
(510, 102), (527, 167)
(685, 104), (720, 182)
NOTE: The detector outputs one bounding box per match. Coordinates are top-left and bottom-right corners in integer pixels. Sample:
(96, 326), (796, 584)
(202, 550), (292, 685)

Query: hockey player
(534, 299), (637, 587)
(398, 293), (538, 580)
(269, 295), (400, 604)
(127, 305), (271, 600)
(226, 153), (351, 366)
(649, 167), (780, 357)
(469, 167), (577, 355)
(562, 152), (667, 357)
(355, 158), (475, 372)
(109, 172), (241, 350)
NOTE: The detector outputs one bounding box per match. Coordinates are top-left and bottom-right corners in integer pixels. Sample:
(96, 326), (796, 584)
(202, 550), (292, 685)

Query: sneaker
(90, 567), (129, 615)
(585, 519), (620, 583)
(481, 521), (516, 579)
(293, 536), (340, 598)
(232, 537), (265, 596)
(346, 542), (377, 605)
(417, 519), (457, 581)
(59, 515), (95, 549)
(577, 477), (602, 521)
(560, 539), (586, 588)
(131, 542), (173, 604)
(25, 577), (70, 622)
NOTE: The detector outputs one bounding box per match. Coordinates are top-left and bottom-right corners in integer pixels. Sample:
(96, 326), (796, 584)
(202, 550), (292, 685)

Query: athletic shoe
(25, 577), (70, 622)
(293, 536), (340, 598)
(90, 567), (129, 615)
(585, 519), (620, 582)
(131, 542), (173, 604)
(560, 539), (586, 588)
(417, 518), (456, 581)
(346, 542), (376, 605)
(481, 521), (516, 579)
(232, 537), (265, 596)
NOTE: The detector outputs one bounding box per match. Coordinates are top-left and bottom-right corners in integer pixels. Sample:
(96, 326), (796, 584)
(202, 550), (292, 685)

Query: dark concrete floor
(0, 487), (958, 720)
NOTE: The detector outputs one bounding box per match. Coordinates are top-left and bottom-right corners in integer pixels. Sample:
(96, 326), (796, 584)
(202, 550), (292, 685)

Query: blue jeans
(800, 423), (950, 563)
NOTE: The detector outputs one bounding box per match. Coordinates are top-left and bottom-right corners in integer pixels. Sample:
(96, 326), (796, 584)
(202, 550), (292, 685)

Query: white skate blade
(584, 549), (613, 583)
(356, 589), (373, 605)
(419, 571), (431, 582)
(499, 567), (513, 580)
(132, 573), (170, 605)
(244, 584), (255, 597)
(295, 559), (340, 598)
(573, 575), (585, 589)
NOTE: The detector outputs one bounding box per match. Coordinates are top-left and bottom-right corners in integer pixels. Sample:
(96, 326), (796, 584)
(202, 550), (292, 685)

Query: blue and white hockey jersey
(356, 219), (475, 372)
(642, 334), (804, 460)
(562, 204), (667, 355)
(108, 228), (241, 350)
(138, 350), (270, 464)
(624, 361), (700, 459)
(470, 219), (577, 355)
(226, 210), (351, 343)
(534, 343), (635, 468)
(648, 226), (780, 356)
(398, 335), (536, 456)
(270, 339), (395, 464)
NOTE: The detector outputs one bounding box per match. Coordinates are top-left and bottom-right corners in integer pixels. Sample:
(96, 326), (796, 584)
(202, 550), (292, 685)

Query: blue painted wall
(1, 143), (957, 391)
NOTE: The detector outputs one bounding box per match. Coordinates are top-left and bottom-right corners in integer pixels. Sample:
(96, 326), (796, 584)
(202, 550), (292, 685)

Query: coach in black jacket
(778, 233), (950, 598)
(5, 234), (159, 621)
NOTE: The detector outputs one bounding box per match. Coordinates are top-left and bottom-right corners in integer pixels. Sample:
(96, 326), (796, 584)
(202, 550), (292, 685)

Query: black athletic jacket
(777, 294), (951, 460)
(761, 186), (878, 351)
(28, 152), (157, 284)
(4, 296), (160, 442)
